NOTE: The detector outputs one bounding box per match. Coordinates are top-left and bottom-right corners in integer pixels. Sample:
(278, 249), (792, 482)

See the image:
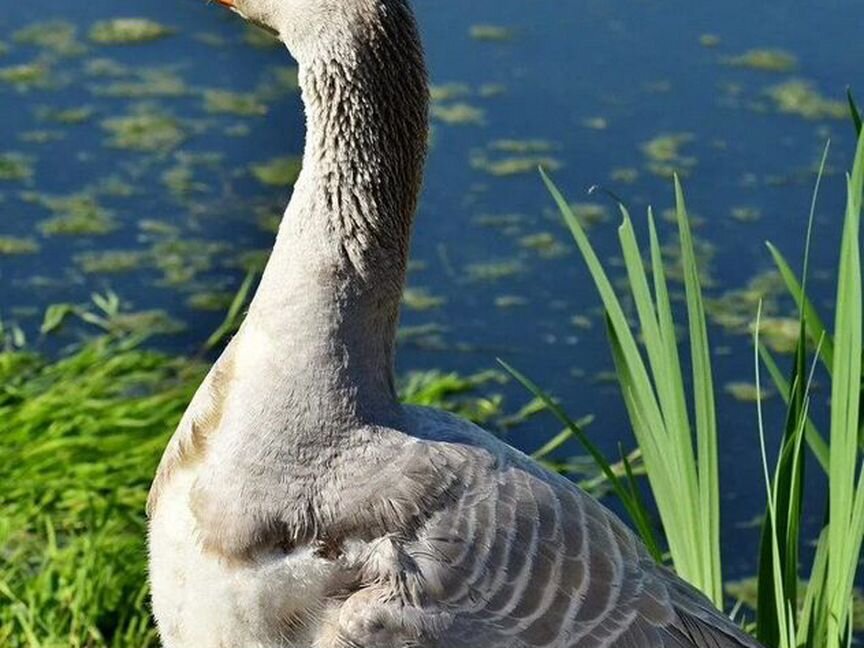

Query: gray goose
(147, 1), (763, 647)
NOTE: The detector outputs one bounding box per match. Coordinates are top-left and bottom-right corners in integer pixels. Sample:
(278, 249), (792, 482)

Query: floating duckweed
(764, 80), (847, 120)
(186, 291), (236, 311)
(35, 193), (118, 236)
(730, 206), (762, 222)
(402, 288), (446, 311)
(431, 103), (485, 125)
(570, 315), (593, 330)
(13, 20), (86, 56)
(0, 62), (50, 88)
(471, 155), (562, 177)
(19, 130), (64, 144)
(244, 24), (280, 49)
(567, 202), (611, 228)
(0, 236), (39, 255)
(204, 90), (268, 116)
(699, 34), (721, 48)
(0, 41), (7, 56)
(138, 219), (179, 237)
(473, 213), (526, 229)
(0, 153), (34, 181)
(94, 175), (136, 197)
(161, 166), (201, 197)
(478, 83), (506, 98)
(102, 108), (185, 153)
(37, 105), (95, 124)
(495, 295), (528, 308)
(251, 156), (302, 187)
(705, 270), (785, 332)
(84, 58), (129, 77)
(469, 25), (514, 42)
(489, 139), (555, 154)
(753, 317), (800, 354)
(518, 232), (568, 258)
(724, 382), (773, 403)
(582, 117), (608, 130)
(150, 238), (228, 286)
(610, 167), (639, 183)
(466, 259), (525, 282)
(74, 250), (147, 274)
(641, 132), (696, 178)
(429, 83), (471, 102)
(257, 66), (300, 96)
(93, 68), (187, 98)
(89, 18), (174, 45)
(724, 49), (797, 73)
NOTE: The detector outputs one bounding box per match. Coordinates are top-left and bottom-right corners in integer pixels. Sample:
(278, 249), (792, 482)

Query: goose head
(213, 0), (401, 59)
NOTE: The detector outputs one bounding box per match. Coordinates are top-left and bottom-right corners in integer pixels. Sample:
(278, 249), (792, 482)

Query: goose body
(147, 1), (762, 647)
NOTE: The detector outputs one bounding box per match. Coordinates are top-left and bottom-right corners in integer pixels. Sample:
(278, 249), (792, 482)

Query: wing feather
(403, 407), (761, 648)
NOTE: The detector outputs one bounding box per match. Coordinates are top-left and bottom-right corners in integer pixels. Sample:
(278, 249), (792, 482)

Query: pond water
(1, 0), (862, 583)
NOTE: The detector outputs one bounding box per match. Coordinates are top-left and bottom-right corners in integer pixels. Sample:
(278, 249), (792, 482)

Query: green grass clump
(0, 337), (202, 647)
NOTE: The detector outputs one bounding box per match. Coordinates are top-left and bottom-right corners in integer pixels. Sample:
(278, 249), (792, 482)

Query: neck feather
(245, 1), (429, 422)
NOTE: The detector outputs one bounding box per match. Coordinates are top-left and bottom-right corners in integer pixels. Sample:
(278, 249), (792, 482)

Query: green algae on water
(0, 62), (51, 89)
(37, 105), (95, 125)
(465, 259), (525, 282)
(764, 79), (847, 120)
(518, 232), (568, 259)
(244, 24), (280, 49)
(93, 68), (187, 98)
(102, 107), (185, 153)
(13, 20), (86, 57)
(471, 155), (562, 177)
(204, 90), (268, 117)
(89, 19), (174, 45)
(74, 250), (147, 274)
(641, 132), (696, 178)
(34, 193), (118, 237)
(432, 103), (485, 125)
(429, 83), (471, 102)
(724, 381), (773, 403)
(0, 153), (34, 182)
(186, 291), (237, 312)
(724, 49), (797, 73)
(730, 206), (762, 222)
(0, 236), (39, 256)
(699, 34), (721, 48)
(469, 25), (514, 42)
(251, 156), (302, 187)
(489, 139), (555, 154)
(402, 288), (446, 311)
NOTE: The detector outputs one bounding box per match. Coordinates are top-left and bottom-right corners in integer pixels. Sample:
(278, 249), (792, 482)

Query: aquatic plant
(250, 156), (302, 186)
(88, 19), (174, 45)
(513, 106), (864, 648)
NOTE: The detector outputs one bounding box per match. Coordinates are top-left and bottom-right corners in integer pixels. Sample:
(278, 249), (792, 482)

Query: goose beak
(214, 0), (236, 7)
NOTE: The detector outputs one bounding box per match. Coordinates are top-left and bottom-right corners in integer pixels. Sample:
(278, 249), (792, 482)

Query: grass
(514, 99), (864, 648)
